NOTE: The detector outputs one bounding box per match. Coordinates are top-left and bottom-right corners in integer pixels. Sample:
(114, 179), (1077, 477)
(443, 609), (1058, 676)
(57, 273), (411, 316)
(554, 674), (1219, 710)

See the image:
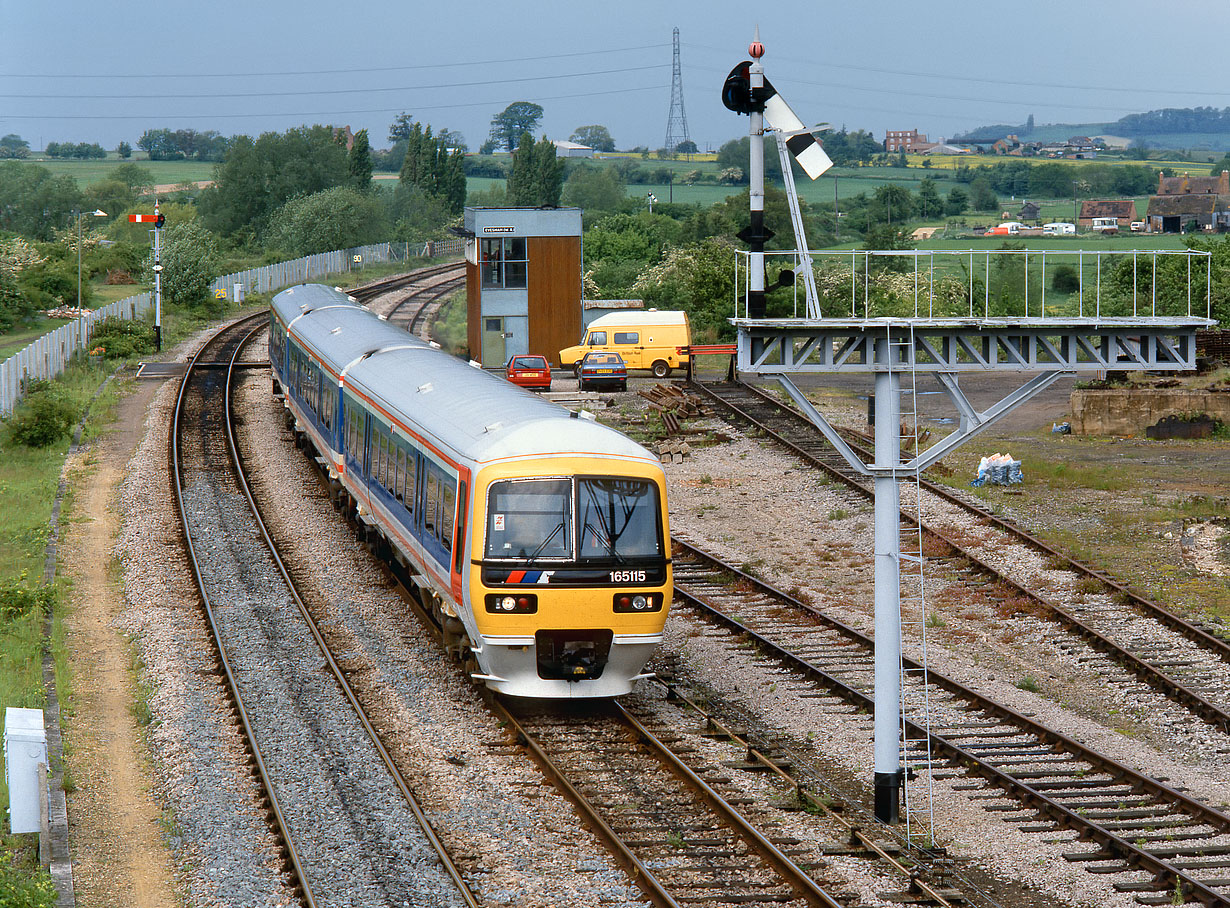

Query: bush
(5, 380), (78, 448)
(87, 316), (157, 359)
(0, 851), (55, 908)
(0, 576), (55, 622)
(1051, 264), (1080, 293)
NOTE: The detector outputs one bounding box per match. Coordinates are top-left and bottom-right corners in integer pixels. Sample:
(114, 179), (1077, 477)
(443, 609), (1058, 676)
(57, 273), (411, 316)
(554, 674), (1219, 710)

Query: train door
(482, 317), (506, 365)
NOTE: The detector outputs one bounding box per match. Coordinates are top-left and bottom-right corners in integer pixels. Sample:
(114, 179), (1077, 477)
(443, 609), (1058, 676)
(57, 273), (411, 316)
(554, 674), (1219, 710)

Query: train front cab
(468, 458), (671, 698)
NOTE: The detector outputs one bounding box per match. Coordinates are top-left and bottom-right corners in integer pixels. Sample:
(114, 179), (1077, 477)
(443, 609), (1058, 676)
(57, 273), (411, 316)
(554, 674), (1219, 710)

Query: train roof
(273, 284), (657, 468)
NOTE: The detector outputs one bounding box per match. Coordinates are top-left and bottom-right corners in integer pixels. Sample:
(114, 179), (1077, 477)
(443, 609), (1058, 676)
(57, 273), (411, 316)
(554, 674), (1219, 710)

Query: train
(268, 283), (672, 698)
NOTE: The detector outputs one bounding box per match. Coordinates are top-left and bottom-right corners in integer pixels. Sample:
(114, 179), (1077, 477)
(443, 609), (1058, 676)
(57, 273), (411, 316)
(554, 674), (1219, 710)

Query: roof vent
(330, 327), (342, 335)
(578, 410), (597, 422)
(429, 340), (442, 349)
(484, 421), (504, 433)
(418, 382), (433, 394)
(469, 360), (482, 369)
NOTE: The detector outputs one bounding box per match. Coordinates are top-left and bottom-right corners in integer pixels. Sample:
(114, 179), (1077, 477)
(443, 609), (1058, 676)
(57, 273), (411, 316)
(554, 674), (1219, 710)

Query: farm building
(552, 140), (594, 158)
(1146, 171), (1230, 233)
(1078, 200), (1136, 229)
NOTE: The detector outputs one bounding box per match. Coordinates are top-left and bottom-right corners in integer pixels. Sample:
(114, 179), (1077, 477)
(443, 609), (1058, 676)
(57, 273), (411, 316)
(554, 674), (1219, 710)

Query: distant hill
(953, 106), (1230, 151)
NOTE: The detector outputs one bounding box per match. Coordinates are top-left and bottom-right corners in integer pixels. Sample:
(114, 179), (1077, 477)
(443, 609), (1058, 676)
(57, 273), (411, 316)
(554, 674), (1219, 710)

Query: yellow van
(559, 311), (691, 378)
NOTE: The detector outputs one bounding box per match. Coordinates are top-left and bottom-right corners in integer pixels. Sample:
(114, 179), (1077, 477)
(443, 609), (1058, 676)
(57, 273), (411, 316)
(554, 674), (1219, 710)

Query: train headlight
(613, 592), (662, 613)
(485, 593), (538, 614)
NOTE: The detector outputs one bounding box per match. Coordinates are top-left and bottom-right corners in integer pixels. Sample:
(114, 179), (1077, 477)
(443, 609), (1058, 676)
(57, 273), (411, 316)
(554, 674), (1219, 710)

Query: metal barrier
(0, 237), (465, 416)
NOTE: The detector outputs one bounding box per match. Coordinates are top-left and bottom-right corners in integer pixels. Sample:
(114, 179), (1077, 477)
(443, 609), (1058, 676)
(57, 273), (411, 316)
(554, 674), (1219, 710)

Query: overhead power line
(1, 43), (670, 80)
(0, 83), (668, 122)
(685, 42), (1230, 100)
(0, 64), (668, 102)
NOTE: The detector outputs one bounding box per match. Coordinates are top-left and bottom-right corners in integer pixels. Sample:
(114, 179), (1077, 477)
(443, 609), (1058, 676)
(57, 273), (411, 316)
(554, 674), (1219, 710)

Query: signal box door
(482, 317), (506, 365)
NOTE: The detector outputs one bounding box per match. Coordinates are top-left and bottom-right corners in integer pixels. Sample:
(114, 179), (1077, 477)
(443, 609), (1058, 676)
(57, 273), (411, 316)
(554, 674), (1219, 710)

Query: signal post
(129, 202), (164, 352)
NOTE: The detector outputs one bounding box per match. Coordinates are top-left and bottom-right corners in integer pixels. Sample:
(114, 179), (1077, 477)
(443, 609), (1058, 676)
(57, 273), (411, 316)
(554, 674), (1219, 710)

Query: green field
(27, 157), (215, 187)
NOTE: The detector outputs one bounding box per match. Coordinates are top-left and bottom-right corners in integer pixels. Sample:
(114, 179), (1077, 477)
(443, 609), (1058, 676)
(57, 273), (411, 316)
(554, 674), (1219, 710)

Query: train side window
(404, 451), (417, 515)
(395, 446), (406, 501)
(439, 481), (455, 550)
(424, 470), (438, 534)
(453, 481), (467, 574)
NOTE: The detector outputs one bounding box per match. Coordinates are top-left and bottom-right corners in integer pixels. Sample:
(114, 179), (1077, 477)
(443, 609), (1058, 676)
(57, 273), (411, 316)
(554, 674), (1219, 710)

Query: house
(885, 129), (932, 153)
(1146, 170), (1230, 232)
(1018, 201), (1041, 222)
(1077, 200), (1136, 229)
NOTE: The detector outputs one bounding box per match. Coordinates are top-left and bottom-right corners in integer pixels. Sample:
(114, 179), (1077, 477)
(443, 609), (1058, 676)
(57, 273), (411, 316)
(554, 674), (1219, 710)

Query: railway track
(350, 261), (465, 338)
(690, 379), (1230, 738)
(171, 312), (477, 908)
(669, 539), (1230, 907)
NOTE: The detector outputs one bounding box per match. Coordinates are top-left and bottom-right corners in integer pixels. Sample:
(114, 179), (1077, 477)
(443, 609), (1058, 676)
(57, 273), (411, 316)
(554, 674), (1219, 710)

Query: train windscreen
(485, 477), (662, 563)
(486, 479), (573, 560)
(578, 478), (661, 561)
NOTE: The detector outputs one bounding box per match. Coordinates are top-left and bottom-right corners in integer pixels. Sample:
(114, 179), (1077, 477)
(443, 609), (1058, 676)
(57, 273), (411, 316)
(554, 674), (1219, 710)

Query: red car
(505, 354), (553, 391)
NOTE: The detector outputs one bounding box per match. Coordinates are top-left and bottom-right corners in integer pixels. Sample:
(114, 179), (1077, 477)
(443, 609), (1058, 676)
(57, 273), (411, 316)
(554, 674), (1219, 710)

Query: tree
(348, 128), (373, 192)
(117, 141), (132, 159)
(199, 125), (349, 239)
(873, 184), (914, 225)
(266, 186), (388, 256)
(388, 112), (415, 145)
(969, 177), (998, 212)
(631, 238), (739, 339)
(111, 163), (154, 193)
(397, 120), (466, 215)
(436, 128), (467, 153)
(0, 134), (30, 159)
(570, 125), (616, 153)
(944, 187), (969, 216)
(508, 134), (564, 207)
(561, 163), (625, 213)
(0, 162), (83, 240)
(675, 140), (698, 155)
(160, 220), (220, 308)
(916, 178), (943, 219)
(489, 101), (544, 152)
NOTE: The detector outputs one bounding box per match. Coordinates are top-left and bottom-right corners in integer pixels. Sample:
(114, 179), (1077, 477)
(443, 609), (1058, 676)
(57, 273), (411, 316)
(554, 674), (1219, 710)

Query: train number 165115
(610, 570), (647, 583)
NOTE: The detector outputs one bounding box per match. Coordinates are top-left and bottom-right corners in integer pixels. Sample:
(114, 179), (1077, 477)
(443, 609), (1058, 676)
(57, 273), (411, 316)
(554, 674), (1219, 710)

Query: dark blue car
(578, 351), (627, 392)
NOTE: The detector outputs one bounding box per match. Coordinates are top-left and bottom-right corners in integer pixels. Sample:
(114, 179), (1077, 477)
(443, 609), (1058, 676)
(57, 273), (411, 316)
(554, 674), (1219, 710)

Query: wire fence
(1, 237), (464, 417)
(737, 247), (1215, 322)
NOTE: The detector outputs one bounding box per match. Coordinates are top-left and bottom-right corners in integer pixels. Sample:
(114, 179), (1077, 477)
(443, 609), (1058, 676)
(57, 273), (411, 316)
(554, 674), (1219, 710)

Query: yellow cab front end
(466, 456), (671, 698)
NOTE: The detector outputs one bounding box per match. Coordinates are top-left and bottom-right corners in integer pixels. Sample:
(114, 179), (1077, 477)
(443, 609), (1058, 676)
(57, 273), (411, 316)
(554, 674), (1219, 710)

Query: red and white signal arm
(129, 214), (158, 222)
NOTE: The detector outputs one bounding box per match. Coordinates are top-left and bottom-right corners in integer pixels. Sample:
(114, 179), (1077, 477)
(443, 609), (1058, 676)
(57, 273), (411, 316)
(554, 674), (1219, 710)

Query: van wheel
(651, 360), (671, 379)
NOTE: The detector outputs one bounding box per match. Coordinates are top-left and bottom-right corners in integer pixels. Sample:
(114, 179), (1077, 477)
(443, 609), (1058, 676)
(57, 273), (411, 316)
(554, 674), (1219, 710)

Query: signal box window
(480, 238), (528, 289)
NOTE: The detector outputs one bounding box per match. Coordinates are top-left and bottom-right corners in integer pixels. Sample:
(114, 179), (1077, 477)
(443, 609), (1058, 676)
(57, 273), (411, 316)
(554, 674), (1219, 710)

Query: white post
(873, 334), (903, 823)
(747, 29), (766, 318)
(153, 200), (162, 352)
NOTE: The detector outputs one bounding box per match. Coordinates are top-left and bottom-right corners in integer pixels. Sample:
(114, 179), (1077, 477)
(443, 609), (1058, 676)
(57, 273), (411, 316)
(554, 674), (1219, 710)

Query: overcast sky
(5, 0), (1230, 153)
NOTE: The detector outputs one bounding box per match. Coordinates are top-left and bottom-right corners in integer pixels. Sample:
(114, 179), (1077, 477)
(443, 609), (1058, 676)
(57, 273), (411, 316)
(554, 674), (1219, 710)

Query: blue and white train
(269, 283), (672, 698)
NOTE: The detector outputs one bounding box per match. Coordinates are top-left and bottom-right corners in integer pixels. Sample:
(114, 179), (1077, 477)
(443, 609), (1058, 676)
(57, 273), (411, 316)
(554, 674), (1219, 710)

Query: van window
(587, 331), (607, 345)
(613, 332), (639, 344)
